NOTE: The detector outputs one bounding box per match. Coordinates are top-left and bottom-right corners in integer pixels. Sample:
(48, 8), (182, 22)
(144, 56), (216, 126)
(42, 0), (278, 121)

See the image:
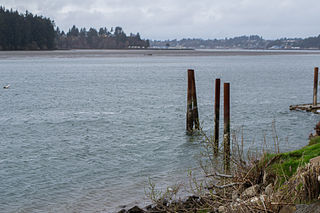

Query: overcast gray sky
(1, 0), (320, 40)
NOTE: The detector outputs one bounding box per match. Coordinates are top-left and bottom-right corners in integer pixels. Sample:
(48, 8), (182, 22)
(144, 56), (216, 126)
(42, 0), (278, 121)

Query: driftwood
(207, 182), (241, 190)
(206, 172), (234, 178)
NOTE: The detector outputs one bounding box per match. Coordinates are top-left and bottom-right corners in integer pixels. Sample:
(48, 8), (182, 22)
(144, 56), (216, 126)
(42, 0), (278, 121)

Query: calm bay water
(1, 50), (320, 212)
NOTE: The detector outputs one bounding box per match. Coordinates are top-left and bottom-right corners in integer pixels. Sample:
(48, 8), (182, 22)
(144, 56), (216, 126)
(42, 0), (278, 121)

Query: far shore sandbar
(1, 49), (320, 59)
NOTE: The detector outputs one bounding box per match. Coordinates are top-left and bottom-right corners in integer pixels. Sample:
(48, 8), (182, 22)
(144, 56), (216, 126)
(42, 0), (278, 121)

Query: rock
(249, 196), (259, 204)
(145, 204), (153, 210)
(237, 183), (246, 195)
(117, 209), (126, 213)
(185, 195), (200, 203)
(310, 156), (320, 166)
(218, 205), (226, 213)
(182, 195), (202, 209)
(265, 183), (273, 196)
(232, 191), (239, 200)
(295, 201), (320, 213)
(162, 198), (168, 206)
(241, 184), (260, 198)
(279, 205), (296, 213)
(127, 206), (145, 213)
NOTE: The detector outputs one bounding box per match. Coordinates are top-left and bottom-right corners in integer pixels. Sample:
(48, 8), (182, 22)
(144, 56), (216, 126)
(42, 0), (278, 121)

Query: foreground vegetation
(263, 136), (320, 187)
(122, 125), (320, 213)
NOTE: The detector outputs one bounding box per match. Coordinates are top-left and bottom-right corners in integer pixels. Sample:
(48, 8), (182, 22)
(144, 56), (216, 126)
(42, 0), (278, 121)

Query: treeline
(56, 25), (149, 49)
(267, 35), (320, 49)
(300, 35), (320, 49)
(0, 6), (55, 50)
(151, 35), (320, 50)
(152, 35), (268, 49)
(0, 6), (149, 50)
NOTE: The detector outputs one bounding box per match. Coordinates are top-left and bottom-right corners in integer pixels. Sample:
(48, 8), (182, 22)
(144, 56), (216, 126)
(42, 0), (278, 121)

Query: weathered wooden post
(191, 70), (200, 130)
(214, 79), (221, 156)
(223, 83), (230, 173)
(187, 69), (194, 132)
(313, 67), (319, 106)
(186, 69), (200, 133)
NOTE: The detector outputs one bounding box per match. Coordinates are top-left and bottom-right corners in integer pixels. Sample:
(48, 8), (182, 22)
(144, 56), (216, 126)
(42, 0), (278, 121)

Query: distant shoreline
(1, 49), (320, 59)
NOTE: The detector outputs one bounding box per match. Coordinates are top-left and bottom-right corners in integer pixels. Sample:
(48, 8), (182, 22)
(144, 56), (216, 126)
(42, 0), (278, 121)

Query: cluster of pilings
(186, 69), (231, 173)
(290, 67), (320, 113)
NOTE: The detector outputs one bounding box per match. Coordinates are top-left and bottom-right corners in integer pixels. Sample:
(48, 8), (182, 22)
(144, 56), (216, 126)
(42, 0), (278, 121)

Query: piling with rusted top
(186, 69), (200, 133)
(313, 67), (319, 106)
(214, 79), (221, 156)
(223, 83), (230, 173)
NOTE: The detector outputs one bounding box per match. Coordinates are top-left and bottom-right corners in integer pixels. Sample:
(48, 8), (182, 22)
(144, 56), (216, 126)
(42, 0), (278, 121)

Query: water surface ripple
(0, 52), (319, 212)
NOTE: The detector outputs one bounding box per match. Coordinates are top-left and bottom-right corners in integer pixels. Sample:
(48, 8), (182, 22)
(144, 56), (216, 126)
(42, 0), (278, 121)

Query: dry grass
(145, 123), (320, 213)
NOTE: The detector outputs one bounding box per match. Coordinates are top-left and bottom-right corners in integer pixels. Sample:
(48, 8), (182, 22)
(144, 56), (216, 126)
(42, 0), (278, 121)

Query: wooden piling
(187, 69), (194, 132)
(186, 69), (200, 133)
(223, 83), (230, 173)
(214, 79), (221, 155)
(191, 70), (200, 130)
(313, 67), (319, 106)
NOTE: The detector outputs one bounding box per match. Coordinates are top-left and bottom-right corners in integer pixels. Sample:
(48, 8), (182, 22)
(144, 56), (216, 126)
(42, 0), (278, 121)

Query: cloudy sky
(1, 0), (320, 40)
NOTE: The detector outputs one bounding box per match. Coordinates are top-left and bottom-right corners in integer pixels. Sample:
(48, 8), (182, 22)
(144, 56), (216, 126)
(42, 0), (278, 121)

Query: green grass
(309, 136), (320, 145)
(264, 136), (320, 186)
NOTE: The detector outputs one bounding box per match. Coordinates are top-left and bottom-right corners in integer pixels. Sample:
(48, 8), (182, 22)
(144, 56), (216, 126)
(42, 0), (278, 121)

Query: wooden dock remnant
(223, 83), (231, 173)
(186, 69), (200, 133)
(214, 79), (221, 156)
(289, 104), (320, 113)
(290, 67), (320, 113)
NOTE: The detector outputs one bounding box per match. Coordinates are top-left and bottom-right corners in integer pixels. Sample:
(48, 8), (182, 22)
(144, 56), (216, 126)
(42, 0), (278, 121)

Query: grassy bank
(262, 136), (320, 187)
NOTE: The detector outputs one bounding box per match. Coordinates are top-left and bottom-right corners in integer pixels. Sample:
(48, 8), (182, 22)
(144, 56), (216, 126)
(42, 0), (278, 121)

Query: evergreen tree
(0, 6), (55, 50)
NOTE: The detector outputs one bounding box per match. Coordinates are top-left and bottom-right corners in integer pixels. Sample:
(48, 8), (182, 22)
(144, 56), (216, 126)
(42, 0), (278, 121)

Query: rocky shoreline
(117, 163), (319, 213)
(116, 137), (320, 213)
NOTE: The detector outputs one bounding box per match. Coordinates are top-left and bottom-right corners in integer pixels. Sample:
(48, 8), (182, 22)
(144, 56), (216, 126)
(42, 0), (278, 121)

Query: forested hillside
(151, 35), (320, 50)
(56, 25), (149, 49)
(0, 6), (149, 50)
(0, 7), (55, 50)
